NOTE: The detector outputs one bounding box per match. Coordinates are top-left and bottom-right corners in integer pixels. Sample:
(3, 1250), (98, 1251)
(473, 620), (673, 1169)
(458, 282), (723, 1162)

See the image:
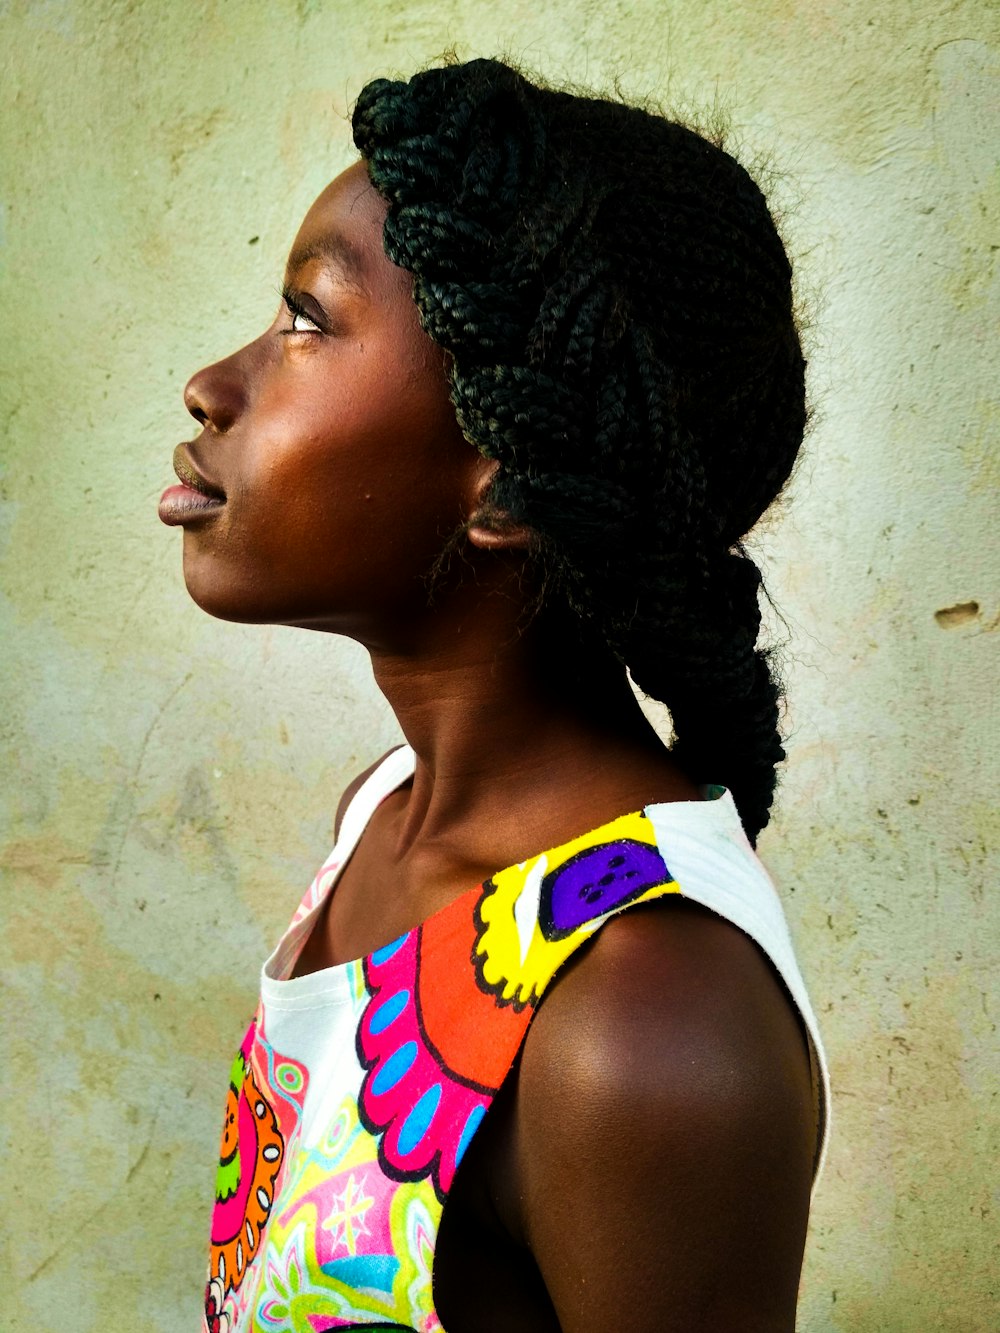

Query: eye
(290, 307), (321, 334)
(280, 284), (325, 336)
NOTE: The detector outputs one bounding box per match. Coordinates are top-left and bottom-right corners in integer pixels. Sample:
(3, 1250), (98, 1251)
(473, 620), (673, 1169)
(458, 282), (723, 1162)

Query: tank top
(202, 745), (829, 1332)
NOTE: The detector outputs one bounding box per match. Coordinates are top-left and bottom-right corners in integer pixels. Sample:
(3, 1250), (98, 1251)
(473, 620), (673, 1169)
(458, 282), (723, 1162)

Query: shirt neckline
(261, 745), (736, 1001)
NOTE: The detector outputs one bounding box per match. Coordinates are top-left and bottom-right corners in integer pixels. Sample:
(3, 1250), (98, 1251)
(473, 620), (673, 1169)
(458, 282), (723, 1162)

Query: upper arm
(511, 900), (816, 1333)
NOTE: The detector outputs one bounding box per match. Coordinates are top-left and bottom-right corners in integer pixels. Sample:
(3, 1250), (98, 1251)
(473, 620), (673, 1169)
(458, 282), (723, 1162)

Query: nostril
(183, 374), (209, 424)
(183, 368), (224, 432)
(183, 354), (244, 434)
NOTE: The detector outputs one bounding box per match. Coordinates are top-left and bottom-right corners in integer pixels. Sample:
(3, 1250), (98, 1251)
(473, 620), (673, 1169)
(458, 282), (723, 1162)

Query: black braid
(353, 58), (807, 844)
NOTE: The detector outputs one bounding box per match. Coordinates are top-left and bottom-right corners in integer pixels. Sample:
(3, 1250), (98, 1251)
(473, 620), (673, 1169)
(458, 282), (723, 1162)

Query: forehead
(285, 160), (396, 292)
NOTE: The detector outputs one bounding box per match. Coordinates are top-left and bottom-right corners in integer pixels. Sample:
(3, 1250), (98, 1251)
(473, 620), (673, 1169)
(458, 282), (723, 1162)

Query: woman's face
(162, 160), (488, 641)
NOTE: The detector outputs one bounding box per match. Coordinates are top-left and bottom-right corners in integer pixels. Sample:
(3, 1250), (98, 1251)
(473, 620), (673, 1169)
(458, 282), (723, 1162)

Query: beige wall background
(1, 0), (997, 1328)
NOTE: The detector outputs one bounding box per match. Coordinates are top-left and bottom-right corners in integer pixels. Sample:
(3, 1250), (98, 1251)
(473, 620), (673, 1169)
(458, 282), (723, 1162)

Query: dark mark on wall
(934, 600), (980, 628)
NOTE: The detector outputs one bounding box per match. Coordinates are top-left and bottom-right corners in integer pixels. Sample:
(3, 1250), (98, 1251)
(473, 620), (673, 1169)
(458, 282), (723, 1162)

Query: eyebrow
(285, 233), (368, 290)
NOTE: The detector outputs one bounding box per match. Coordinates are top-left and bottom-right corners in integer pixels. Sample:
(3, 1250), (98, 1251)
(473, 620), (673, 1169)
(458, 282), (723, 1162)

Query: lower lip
(158, 483), (226, 526)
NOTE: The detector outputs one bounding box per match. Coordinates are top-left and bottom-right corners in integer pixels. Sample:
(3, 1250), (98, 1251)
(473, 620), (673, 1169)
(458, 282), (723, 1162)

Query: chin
(180, 553), (272, 626)
(183, 581), (270, 625)
(181, 560), (352, 632)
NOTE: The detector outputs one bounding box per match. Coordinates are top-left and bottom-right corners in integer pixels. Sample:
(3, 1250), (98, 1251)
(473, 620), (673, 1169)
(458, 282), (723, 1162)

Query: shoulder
(333, 745), (408, 839)
(508, 899), (815, 1331)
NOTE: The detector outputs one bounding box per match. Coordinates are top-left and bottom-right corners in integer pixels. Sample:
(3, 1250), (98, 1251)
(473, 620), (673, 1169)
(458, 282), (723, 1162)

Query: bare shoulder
(333, 745), (407, 839)
(510, 899), (816, 1332)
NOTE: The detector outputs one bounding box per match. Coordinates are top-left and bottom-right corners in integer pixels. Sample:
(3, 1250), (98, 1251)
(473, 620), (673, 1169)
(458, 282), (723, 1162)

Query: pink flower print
(358, 931), (491, 1200)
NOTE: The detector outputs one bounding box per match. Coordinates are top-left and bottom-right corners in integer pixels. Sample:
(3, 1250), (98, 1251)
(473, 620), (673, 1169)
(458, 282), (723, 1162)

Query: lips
(158, 442), (227, 526)
(172, 442), (226, 500)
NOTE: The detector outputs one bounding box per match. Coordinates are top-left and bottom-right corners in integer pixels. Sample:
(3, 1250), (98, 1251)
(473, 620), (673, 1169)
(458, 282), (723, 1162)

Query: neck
(361, 563), (689, 847)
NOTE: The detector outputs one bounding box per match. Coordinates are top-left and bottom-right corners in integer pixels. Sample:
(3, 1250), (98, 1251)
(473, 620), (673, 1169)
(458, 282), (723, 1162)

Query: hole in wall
(934, 600), (979, 629)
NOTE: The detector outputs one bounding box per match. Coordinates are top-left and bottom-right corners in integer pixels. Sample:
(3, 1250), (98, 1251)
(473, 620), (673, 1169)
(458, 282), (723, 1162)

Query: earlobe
(464, 456), (534, 551)
(465, 508), (534, 551)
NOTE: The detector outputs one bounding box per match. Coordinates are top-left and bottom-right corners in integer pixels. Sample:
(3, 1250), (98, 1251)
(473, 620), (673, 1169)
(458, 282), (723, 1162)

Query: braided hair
(353, 58), (807, 845)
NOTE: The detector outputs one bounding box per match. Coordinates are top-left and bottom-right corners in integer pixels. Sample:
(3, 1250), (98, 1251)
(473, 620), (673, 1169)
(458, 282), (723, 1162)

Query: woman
(160, 57), (828, 1333)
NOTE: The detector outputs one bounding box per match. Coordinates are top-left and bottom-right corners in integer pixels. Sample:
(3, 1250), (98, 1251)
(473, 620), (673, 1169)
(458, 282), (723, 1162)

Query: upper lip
(173, 442), (226, 500)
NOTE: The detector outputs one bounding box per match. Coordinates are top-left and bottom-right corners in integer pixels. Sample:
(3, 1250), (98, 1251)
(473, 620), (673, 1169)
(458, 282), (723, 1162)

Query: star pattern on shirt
(321, 1172), (375, 1256)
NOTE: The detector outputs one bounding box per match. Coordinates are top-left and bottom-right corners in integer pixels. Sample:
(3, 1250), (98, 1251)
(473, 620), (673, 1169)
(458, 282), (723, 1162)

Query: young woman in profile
(160, 56), (829, 1333)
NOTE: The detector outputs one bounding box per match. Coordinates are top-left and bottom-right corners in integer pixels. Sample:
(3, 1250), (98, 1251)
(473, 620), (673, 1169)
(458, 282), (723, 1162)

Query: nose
(183, 350), (247, 434)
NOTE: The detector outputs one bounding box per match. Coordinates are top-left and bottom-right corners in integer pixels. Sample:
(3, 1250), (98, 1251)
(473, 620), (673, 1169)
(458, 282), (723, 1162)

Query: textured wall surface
(1, 1), (997, 1328)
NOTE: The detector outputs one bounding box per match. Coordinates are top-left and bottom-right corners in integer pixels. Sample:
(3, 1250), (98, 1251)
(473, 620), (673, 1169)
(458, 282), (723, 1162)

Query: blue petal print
(455, 1103), (487, 1166)
(371, 1041), (417, 1096)
(368, 988), (410, 1035)
(397, 1083), (443, 1157)
(370, 933), (409, 967)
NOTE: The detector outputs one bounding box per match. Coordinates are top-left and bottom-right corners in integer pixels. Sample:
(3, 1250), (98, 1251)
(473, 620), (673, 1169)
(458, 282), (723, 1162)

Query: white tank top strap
(336, 744), (417, 850)
(278, 746), (417, 947)
(647, 794), (831, 1184)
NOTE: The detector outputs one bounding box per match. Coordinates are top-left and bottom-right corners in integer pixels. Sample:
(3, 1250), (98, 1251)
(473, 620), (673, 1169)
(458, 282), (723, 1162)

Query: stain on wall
(1, 1), (997, 1328)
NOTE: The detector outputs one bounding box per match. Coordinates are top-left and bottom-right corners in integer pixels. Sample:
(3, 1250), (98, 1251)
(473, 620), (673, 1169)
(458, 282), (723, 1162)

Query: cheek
(178, 337), (479, 624)
(254, 375), (471, 543)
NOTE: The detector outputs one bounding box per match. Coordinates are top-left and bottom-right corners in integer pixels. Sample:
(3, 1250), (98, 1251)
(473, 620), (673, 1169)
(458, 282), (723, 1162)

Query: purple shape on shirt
(539, 839), (670, 940)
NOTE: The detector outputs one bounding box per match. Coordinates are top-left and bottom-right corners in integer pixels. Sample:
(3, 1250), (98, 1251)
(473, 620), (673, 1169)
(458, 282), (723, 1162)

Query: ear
(465, 457), (534, 552)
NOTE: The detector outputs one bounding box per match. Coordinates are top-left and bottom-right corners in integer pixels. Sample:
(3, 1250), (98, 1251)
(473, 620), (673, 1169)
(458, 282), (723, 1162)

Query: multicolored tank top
(202, 746), (829, 1332)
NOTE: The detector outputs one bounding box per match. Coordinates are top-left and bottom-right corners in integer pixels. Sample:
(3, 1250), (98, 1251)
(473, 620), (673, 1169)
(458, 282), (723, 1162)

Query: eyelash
(279, 285), (324, 335)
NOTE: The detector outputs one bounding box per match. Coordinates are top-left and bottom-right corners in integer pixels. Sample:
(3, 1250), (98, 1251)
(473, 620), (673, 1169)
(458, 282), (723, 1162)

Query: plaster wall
(1, 1), (997, 1328)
